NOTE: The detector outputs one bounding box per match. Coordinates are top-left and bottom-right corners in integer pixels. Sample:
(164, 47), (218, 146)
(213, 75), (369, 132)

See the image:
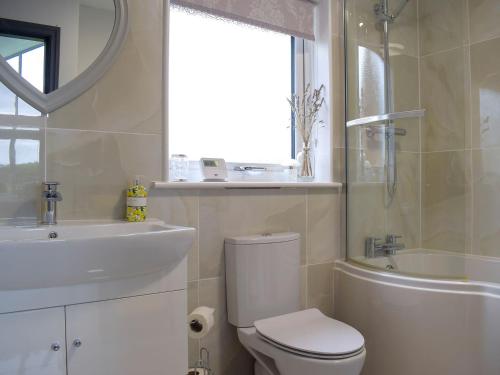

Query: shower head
(374, 0), (411, 23)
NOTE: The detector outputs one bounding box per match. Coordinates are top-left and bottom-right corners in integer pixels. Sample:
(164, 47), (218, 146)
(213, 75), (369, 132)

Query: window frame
(0, 17), (60, 94)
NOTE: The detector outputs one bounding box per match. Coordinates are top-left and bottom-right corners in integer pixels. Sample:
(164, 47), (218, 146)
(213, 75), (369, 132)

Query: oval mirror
(0, 0), (128, 114)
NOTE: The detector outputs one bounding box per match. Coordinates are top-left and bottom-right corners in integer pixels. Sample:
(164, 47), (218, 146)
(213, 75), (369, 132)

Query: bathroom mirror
(0, 0), (128, 114)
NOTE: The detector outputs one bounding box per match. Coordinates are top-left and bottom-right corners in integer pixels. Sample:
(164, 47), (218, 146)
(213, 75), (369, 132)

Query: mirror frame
(0, 0), (128, 114)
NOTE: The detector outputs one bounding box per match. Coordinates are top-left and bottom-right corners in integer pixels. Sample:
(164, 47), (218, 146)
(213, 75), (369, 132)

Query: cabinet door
(0, 308), (66, 375)
(66, 291), (187, 375)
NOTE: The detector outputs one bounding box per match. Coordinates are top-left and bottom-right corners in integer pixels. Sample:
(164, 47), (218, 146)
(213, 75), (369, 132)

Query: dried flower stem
(288, 84), (325, 177)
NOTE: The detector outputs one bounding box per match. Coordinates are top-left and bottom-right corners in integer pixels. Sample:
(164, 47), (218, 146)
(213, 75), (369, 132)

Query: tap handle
(386, 234), (403, 244)
(366, 237), (383, 247)
(43, 181), (60, 191)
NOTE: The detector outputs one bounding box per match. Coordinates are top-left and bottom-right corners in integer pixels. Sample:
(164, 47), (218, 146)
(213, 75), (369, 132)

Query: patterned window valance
(170, 0), (317, 40)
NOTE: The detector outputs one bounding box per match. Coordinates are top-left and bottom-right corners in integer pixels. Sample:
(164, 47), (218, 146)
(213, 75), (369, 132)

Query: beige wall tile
(0, 125), (44, 222)
(307, 189), (341, 263)
(198, 189), (307, 279)
(307, 263), (334, 317)
(46, 129), (161, 220)
(421, 48), (468, 151)
(149, 189), (199, 281)
(187, 281), (199, 367)
(419, 0), (467, 56)
(47, 0), (163, 135)
(198, 278), (253, 375)
(331, 0), (344, 38)
(470, 37), (500, 149)
(333, 147), (345, 183)
(347, 182), (386, 257)
(339, 189), (347, 260)
(472, 149), (500, 257)
(395, 118), (420, 153)
(300, 265), (307, 310)
(332, 34), (346, 149)
(468, 0), (500, 44)
(387, 152), (420, 249)
(465, 150), (473, 254)
(392, 55), (420, 113)
(422, 151), (467, 252)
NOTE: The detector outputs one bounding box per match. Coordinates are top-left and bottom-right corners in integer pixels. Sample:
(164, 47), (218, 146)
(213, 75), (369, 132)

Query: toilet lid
(254, 309), (364, 357)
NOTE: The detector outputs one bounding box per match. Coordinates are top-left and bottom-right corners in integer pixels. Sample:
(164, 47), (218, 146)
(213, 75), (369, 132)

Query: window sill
(151, 181), (343, 189)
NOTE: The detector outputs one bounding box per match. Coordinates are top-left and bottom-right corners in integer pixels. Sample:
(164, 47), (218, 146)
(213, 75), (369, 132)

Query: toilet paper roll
(188, 306), (215, 339)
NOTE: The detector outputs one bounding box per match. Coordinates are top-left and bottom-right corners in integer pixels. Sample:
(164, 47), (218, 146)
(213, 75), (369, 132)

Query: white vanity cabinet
(0, 260), (188, 375)
(65, 291), (187, 375)
(0, 308), (67, 375)
(0, 290), (186, 375)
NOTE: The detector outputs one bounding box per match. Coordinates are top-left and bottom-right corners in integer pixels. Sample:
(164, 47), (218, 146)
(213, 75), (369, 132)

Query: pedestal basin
(0, 219), (195, 290)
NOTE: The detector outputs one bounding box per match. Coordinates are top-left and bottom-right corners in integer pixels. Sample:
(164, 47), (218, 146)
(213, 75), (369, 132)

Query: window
(0, 18), (60, 116)
(169, 6), (300, 165)
(0, 40), (44, 116)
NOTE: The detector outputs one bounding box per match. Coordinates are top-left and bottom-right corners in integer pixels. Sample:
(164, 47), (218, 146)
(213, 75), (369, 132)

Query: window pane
(0, 56), (19, 115)
(17, 98), (41, 117)
(0, 82), (16, 115)
(21, 45), (45, 92)
(169, 7), (292, 164)
(7, 55), (19, 72)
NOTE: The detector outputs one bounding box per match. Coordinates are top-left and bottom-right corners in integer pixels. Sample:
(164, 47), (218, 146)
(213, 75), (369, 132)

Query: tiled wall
(149, 187), (343, 374)
(0, 1), (346, 375)
(419, 0), (500, 256)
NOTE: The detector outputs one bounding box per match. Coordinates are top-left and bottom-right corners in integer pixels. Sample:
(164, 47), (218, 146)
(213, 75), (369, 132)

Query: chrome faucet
(385, 234), (405, 255)
(365, 234), (405, 258)
(41, 182), (62, 225)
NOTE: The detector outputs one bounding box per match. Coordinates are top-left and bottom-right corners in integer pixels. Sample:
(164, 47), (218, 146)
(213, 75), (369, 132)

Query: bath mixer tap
(385, 234), (405, 255)
(365, 234), (405, 258)
(41, 182), (62, 225)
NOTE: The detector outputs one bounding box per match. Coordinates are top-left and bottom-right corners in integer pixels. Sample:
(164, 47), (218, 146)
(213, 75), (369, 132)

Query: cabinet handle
(51, 342), (61, 352)
(73, 339), (82, 348)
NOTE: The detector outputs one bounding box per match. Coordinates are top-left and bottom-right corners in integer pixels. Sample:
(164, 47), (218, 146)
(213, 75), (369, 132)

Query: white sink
(0, 219), (195, 290)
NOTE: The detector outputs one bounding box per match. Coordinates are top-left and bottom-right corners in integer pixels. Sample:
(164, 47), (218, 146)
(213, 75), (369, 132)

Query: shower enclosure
(345, 0), (446, 277)
(340, 0), (500, 373)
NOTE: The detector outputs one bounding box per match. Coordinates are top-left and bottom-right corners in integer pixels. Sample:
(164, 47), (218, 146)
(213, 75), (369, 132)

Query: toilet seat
(254, 309), (365, 360)
(238, 326), (366, 375)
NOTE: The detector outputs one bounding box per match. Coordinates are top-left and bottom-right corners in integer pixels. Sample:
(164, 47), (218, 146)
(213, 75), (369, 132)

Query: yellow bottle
(126, 176), (148, 222)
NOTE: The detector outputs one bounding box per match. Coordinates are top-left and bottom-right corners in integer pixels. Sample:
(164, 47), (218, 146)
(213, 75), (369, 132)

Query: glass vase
(296, 142), (315, 181)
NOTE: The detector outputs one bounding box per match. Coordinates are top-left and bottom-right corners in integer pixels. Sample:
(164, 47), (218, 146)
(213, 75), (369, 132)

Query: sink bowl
(0, 219), (195, 290)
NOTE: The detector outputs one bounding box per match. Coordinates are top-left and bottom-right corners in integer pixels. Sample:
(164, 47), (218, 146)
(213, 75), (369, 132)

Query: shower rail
(346, 109), (425, 128)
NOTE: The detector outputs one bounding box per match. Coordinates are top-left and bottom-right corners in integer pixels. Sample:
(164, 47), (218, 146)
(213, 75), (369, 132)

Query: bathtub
(334, 250), (500, 375)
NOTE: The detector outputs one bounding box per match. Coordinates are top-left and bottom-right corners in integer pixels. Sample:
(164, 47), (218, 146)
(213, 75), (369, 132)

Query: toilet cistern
(41, 181), (62, 225)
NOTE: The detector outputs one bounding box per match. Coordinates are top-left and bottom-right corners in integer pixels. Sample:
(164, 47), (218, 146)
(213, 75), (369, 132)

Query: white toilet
(225, 233), (366, 375)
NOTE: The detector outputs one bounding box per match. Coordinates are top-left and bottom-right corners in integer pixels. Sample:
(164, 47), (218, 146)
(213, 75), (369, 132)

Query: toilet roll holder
(188, 347), (214, 375)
